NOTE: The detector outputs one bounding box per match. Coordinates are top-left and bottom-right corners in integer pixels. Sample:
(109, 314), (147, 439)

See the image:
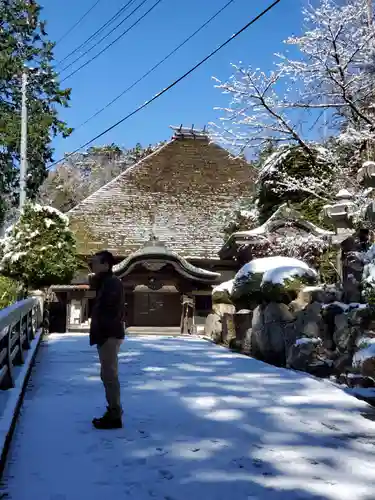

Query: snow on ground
(2, 334), (375, 500)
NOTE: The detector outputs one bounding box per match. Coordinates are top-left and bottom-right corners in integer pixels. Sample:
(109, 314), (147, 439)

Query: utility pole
(19, 70), (28, 212)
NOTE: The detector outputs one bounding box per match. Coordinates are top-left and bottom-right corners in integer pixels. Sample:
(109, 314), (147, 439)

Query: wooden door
(133, 292), (182, 327)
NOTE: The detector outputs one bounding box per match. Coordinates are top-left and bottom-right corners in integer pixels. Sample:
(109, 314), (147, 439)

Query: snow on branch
(278, 0), (375, 135)
(209, 66), (312, 156)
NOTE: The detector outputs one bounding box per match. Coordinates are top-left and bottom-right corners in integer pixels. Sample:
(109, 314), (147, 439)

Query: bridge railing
(0, 299), (42, 390)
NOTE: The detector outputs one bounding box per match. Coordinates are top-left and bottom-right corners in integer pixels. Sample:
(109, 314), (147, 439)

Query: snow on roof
(261, 265), (317, 286)
(233, 203), (334, 238)
(235, 256), (313, 281)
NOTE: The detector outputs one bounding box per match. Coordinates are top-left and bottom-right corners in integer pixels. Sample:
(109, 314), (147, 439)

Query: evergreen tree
(0, 203), (78, 289)
(0, 0), (72, 226)
(256, 145), (336, 225)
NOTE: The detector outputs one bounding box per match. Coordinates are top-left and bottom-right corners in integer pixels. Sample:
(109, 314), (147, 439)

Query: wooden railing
(0, 299), (42, 390)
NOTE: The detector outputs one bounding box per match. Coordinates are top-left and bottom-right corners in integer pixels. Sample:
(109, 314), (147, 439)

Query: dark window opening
(195, 295), (212, 315)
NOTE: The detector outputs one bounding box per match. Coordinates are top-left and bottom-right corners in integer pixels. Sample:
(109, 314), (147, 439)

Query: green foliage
(316, 247), (340, 284)
(0, 203), (78, 289)
(0, 275), (20, 309)
(0, 0), (72, 225)
(292, 198), (334, 231)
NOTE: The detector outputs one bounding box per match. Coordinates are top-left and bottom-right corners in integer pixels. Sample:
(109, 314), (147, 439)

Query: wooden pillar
(181, 295), (194, 334)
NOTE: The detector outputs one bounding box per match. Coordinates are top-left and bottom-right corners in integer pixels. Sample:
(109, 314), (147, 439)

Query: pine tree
(0, 0), (72, 226)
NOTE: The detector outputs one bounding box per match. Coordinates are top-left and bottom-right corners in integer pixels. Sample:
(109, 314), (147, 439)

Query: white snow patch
(212, 280), (234, 295)
(295, 337), (322, 346)
(235, 256), (314, 281)
(261, 265), (317, 286)
(353, 343), (375, 365)
(336, 188), (353, 199)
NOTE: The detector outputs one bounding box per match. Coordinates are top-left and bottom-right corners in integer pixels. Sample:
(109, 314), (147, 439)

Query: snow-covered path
(2, 334), (375, 500)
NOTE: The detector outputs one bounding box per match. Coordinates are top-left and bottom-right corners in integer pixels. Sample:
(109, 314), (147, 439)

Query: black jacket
(89, 271), (125, 346)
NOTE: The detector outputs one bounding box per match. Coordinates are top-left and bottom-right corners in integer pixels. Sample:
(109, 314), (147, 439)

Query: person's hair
(94, 250), (115, 268)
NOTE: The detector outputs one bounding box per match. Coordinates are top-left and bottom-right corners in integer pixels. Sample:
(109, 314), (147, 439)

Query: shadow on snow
(2, 333), (375, 500)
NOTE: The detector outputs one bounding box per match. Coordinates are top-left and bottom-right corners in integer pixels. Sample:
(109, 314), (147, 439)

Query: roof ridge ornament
(170, 124), (208, 140)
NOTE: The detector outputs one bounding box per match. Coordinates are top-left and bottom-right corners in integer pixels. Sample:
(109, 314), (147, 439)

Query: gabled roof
(219, 203), (334, 259)
(68, 135), (255, 259)
(113, 237), (220, 283)
(234, 204), (334, 238)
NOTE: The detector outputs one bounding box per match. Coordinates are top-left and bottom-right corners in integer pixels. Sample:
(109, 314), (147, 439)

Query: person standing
(89, 250), (125, 429)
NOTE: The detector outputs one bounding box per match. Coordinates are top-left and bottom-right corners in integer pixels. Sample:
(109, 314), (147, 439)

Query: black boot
(92, 407), (122, 430)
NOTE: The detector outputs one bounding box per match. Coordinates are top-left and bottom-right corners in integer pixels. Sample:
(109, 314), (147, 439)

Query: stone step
(126, 327), (181, 336)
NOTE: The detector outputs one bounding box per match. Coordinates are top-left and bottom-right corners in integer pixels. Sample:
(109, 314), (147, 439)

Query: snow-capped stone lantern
(323, 189), (354, 234)
(357, 161), (375, 188)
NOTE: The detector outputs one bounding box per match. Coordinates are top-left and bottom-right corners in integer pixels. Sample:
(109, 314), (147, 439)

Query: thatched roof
(68, 134), (254, 259)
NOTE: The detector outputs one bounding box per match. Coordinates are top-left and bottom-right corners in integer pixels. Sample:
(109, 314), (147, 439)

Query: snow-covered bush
(260, 264), (318, 302)
(232, 256), (318, 303)
(0, 203), (78, 289)
(212, 280), (234, 305)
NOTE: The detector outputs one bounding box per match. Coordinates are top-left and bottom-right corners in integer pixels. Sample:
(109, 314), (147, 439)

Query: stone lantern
(357, 161), (375, 188)
(323, 189), (354, 234)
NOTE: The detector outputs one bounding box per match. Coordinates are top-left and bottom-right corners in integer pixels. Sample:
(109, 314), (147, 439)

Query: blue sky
(41, 0), (302, 160)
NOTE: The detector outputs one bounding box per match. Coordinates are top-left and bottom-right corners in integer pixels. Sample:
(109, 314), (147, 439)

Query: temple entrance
(132, 289), (182, 327)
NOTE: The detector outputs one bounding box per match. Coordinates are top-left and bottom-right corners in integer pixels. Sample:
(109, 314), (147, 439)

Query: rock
(321, 303), (344, 350)
(212, 303), (236, 316)
(294, 301), (323, 339)
(233, 310), (252, 351)
(204, 313), (222, 343)
(262, 302), (295, 367)
(334, 353), (353, 374)
(286, 337), (322, 372)
(221, 313), (237, 347)
(249, 305), (264, 360)
(353, 342), (375, 378)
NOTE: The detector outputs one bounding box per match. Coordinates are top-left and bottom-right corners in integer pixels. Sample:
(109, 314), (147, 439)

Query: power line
(58, 0), (145, 75)
(55, 0), (103, 47)
(56, 0), (138, 68)
(60, 0), (165, 83)
(75, 0), (237, 131)
(49, 0), (282, 169)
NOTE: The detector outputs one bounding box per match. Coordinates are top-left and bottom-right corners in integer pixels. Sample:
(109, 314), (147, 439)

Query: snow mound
(212, 280), (234, 295)
(261, 265), (317, 286)
(232, 256), (317, 301)
(235, 256), (312, 281)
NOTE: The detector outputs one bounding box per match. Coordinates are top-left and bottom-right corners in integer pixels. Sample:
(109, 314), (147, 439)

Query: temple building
(50, 127), (255, 333)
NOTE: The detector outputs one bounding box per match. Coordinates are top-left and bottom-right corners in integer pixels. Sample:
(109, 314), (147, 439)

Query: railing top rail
(0, 298), (40, 333)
